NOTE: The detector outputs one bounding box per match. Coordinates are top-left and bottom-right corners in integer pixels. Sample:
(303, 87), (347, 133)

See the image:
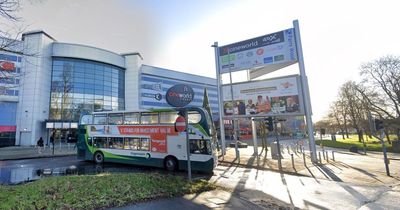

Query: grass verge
(316, 135), (395, 153)
(0, 173), (215, 209)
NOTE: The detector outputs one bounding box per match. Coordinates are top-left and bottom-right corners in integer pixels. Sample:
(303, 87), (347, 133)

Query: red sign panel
(0, 61), (15, 71)
(117, 125), (178, 153)
(0, 126), (16, 132)
(175, 116), (186, 132)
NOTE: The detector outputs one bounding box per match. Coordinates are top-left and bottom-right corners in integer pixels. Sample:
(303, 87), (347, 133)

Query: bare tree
(329, 99), (351, 139)
(358, 55), (400, 140)
(50, 63), (72, 120)
(1, 0), (43, 98)
(0, 0), (22, 52)
(339, 81), (368, 142)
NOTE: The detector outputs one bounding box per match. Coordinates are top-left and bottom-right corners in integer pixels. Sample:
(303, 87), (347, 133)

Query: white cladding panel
(16, 32), (53, 145)
(124, 54), (141, 110)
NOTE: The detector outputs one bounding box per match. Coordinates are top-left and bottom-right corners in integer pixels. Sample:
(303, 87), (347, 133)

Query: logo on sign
(256, 48), (264, 55)
(281, 82), (294, 89)
(0, 61), (15, 71)
(155, 93), (162, 101)
(263, 57), (273, 64)
(166, 84), (194, 107)
(274, 54), (284, 62)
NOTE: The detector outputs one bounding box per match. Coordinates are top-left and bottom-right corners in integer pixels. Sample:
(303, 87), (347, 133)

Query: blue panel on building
(0, 102), (17, 125)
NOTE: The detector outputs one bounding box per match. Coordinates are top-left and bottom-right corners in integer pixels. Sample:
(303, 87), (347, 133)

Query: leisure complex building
(0, 31), (218, 147)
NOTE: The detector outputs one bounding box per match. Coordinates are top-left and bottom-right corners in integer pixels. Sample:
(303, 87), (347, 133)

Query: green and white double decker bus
(77, 107), (217, 173)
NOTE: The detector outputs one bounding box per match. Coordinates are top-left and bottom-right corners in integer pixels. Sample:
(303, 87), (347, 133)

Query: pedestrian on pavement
(37, 137), (44, 154)
(50, 135), (54, 149)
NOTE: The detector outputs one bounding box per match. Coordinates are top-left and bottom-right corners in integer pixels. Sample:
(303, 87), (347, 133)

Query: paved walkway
(0, 144), (76, 160)
(115, 145), (400, 209)
(220, 144), (400, 186)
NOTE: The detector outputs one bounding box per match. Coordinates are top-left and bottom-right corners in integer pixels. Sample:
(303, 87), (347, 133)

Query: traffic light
(374, 119), (384, 131)
(266, 117), (274, 132)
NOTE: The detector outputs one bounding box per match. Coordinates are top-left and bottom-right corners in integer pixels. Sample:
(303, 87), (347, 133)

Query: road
(0, 156), (168, 185)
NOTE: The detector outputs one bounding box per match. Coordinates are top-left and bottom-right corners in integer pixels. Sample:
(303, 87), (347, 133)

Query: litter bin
(392, 140), (400, 153)
(271, 142), (281, 159)
(349, 146), (358, 153)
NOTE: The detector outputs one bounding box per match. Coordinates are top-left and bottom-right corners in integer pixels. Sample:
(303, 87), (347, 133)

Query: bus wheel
(164, 157), (177, 172)
(94, 152), (104, 164)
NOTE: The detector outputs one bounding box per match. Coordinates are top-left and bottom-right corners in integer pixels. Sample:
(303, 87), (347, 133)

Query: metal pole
(274, 118), (282, 171)
(251, 118), (258, 155)
(213, 42), (226, 156)
(362, 129), (367, 155)
(52, 130), (55, 155)
(379, 130), (390, 176)
(291, 153), (295, 169)
(228, 56), (239, 160)
(293, 20), (317, 163)
(326, 151), (329, 163)
(303, 152), (306, 166)
(318, 152), (322, 164)
(185, 110), (192, 182)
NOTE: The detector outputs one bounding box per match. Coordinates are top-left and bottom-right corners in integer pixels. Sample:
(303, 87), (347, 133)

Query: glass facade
(49, 58), (125, 121)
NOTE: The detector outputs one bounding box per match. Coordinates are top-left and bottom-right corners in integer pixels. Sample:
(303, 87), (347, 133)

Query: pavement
(113, 143), (400, 209)
(0, 144), (76, 160)
(1, 142), (400, 209)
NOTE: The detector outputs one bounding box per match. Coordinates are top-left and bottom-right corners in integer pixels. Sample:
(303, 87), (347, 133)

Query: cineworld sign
(166, 84), (194, 107)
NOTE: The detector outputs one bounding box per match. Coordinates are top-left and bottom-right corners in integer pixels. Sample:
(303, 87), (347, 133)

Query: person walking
(37, 137), (44, 154)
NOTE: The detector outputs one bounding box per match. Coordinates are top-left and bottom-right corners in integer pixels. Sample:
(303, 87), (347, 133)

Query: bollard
(303, 152), (306, 166)
(332, 151), (335, 161)
(326, 151), (329, 162)
(291, 154), (295, 169)
(323, 149), (326, 160)
(287, 145), (290, 154)
(318, 152), (322, 163)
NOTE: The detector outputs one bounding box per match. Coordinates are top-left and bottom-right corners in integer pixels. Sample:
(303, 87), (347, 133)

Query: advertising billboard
(139, 73), (219, 118)
(222, 75), (303, 117)
(218, 28), (297, 74)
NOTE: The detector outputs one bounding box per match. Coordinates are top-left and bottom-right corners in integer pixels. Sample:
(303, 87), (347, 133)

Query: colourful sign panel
(218, 28), (297, 74)
(222, 75), (303, 117)
(89, 125), (179, 153)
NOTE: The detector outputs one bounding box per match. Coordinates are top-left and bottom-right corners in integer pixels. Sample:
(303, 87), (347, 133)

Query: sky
(7, 0), (400, 121)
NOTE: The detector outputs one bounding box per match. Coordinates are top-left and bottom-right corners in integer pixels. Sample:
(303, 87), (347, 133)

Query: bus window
(160, 112), (179, 124)
(93, 114), (107, 124)
(80, 115), (93, 125)
(140, 138), (150, 151)
(125, 137), (140, 150)
(188, 111), (201, 124)
(109, 137), (124, 149)
(141, 113), (159, 124)
(109, 113), (123, 125)
(93, 137), (107, 148)
(190, 139), (211, 155)
(124, 113), (140, 124)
